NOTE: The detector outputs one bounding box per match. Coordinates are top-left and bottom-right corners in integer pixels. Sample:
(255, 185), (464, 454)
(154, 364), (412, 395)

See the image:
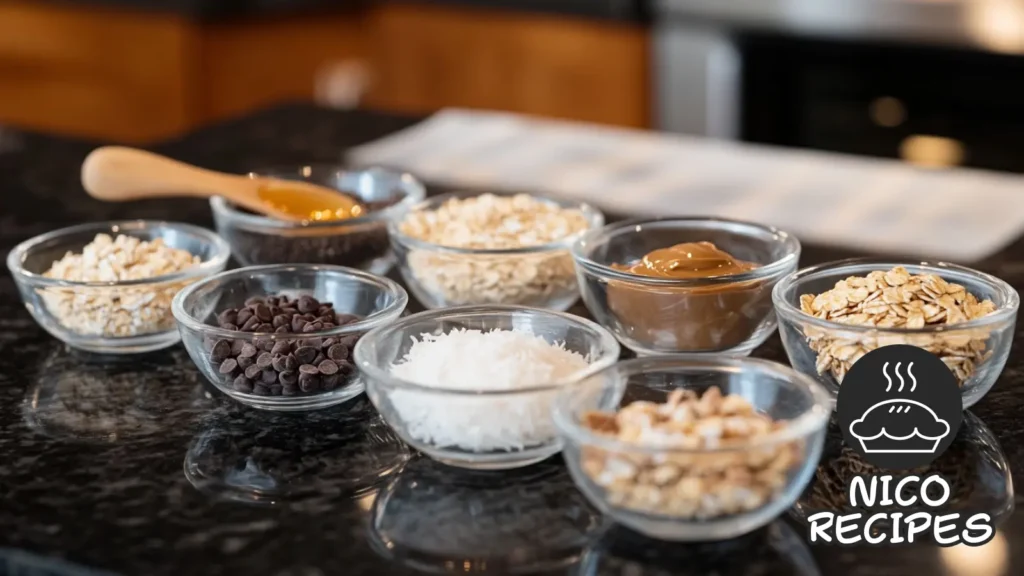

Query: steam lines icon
(848, 361), (950, 454)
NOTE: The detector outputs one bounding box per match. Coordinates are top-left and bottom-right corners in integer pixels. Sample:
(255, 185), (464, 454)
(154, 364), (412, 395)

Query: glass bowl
(172, 264), (408, 411)
(6, 220), (230, 354)
(354, 305), (621, 470)
(210, 165), (426, 274)
(553, 356), (831, 541)
(388, 192), (604, 311)
(772, 259), (1019, 409)
(572, 217), (800, 356)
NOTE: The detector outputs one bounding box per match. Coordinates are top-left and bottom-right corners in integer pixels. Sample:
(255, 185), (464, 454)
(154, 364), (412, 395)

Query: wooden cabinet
(364, 3), (650, 128)
(0, 1), (649, 142)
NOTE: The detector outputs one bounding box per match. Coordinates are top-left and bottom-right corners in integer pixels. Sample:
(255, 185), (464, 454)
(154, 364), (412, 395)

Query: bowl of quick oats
(7, 220), (230, 354)
(772, 259), (1019, 409)
(388, 192), (603, 311)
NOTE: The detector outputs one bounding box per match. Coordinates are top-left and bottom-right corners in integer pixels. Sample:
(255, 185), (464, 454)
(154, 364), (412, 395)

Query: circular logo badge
(837, 344), (962, 469)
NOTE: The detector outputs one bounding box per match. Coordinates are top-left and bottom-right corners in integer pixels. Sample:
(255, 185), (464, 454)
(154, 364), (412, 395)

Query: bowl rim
(553, 355), (833, 454)
(6, 220), (231, 288)
(386, 192), (605, 256)
(354, 304), (622, 395)
(771, 258), (1021, 334)
(209, 165), (427, 230)
(570, 216), (802, 286)
(171, 263), (409, 339)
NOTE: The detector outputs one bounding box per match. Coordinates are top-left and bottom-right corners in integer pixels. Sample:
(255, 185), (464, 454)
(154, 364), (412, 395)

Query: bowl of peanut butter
(572, 217), (801, 356)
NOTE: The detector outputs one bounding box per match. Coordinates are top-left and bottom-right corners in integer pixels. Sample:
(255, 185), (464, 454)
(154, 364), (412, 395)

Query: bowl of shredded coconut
(354, 305), (620, 470)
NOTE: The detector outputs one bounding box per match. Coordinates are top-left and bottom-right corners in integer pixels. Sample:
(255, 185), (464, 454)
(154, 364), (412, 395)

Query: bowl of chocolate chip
(772, 260), (1018, 408)
(172, 264), (408, 411)
(210, 166), (426, 275)
(572, 217), (801, 356)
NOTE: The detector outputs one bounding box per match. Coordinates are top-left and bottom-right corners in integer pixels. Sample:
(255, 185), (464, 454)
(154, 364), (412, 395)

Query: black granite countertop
(1, 104), (1023, 576)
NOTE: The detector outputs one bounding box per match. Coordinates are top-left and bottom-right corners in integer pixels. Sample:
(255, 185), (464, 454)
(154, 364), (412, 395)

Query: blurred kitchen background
(2, 0), (1023, 172)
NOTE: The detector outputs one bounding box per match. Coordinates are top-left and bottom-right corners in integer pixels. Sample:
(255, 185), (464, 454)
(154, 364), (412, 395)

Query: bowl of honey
(211, 165), (426, 274)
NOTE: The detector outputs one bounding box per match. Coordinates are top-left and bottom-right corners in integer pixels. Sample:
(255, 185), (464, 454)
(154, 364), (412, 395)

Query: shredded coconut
(387, 328), (591, 452)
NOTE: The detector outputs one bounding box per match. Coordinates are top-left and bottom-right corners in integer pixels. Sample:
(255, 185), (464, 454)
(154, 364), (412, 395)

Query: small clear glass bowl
(572, 217), (801, 356)
(772, 259), (1019, 409)
(553, 356), (831, 541)
(211, 165), (426, 274)
(388, 192), (604, 311)
(7, 220), (230, 354)
(172, 264), (408, 411)
(354, 305), (621, 470)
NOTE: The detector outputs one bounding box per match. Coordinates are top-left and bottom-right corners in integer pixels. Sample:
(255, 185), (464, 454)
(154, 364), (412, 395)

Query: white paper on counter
(346, 109), (1024, 262)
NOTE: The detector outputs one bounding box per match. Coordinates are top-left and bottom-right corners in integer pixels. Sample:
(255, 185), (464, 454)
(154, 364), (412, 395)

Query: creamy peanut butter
(607, 241), (770, 353)
(616, 241), (758, 279)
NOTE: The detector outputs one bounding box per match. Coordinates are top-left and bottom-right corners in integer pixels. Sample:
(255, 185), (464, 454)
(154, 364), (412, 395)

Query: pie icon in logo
(837, 346), (962, 469)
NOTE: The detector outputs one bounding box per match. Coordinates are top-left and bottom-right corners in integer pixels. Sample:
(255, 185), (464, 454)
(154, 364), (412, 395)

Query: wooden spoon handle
(81, 146), (244, 202)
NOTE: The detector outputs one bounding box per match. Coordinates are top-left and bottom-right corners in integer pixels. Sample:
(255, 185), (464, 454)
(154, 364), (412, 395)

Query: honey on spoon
(81, 146), (364, 223)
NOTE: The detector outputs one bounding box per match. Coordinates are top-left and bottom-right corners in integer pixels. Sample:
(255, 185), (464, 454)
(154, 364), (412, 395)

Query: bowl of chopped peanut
(772, 259), (1019, 409)
(7, 220), (230, 354)
(388, 192), (603, 311)
(553, 356), (830, 541)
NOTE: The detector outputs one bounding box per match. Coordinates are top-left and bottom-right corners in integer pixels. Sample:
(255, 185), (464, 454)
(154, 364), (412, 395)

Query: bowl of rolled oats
(388, 192), (603, 311)
(553, 356), (830, 541)
(7, 220), (230, 354)
(772, 259), (1019, 408)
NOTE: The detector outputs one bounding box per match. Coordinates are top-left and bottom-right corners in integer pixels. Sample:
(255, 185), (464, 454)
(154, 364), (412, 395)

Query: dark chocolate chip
(313, 353), (326, 366)
(231, 340), (246, 355)
(256, 323), (274, 333)
(317, 303), (333, 315)
(337, 360), (354, 375)
(256, 352), (273, 369)
(272, 315), (290, 329)
(327, 344), (349, 361)
(218, 358), (238, 375)
(279, 370), (298, 385)
(282, 385), (298, 397)
(271, 355), (288, 372)
(321, 337), (336, 348)
(318, 359), (339, 375)
(299, 372), (321, 392)
(275, 326), (289, 334)
(321, 323), (336, 330)
(257, 337), (276, 352)
(244, 296), (265, 307)
(239, 343), (258, 358)
(297, 295), (320, 314)
(283, 355), (298, 371)
(302, 323), (319, 334)
(321, 374), (340, 390)
(291, 317), (308, 333)
(220, 323), (239, 331)
(241, 316), (260, 331)
(302, 313), (317, 322)
(303, 338), (323, 350)
(244, 364), (262, 380)
(253, 304), (271, 322)
(338, 335), (359, 349)
(233, 375), (253, 393)
(261, 369), (278, 384)
(236, 308), (254, 326)
(217, 309), (238, 327)
(238, 356), (255, 370)
(299, 364), (319, 375)
(269, 384), (283, 396)
(335, 313), (359, 325)
(295, 346), (317, 364)
(253, 384), (271, 396)
(210, 340), (231, 363)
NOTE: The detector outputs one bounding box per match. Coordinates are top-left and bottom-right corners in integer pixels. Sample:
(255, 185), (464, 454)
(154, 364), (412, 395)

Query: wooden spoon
(81, 146), (364, 222)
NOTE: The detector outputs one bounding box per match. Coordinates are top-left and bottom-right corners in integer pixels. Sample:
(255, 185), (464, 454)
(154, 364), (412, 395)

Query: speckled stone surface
(0, 104), (1022, 575)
